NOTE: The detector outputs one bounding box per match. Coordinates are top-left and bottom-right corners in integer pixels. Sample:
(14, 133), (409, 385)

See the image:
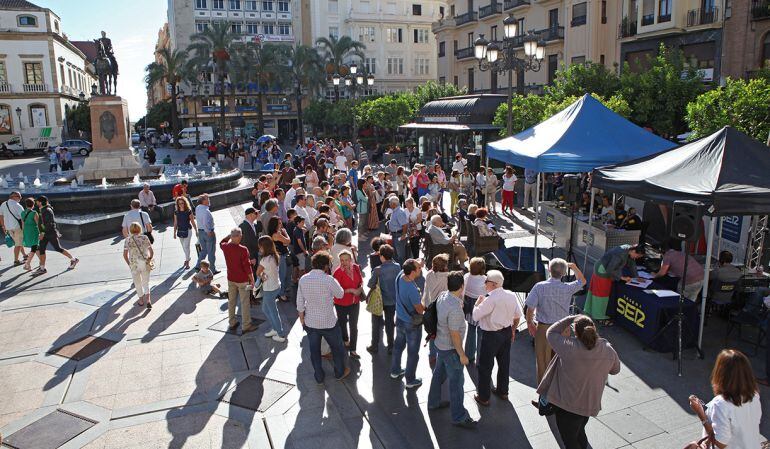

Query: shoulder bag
(130, 235), (155, 271)
(139, 212), (154, 244)
(397, 275), (422, 327)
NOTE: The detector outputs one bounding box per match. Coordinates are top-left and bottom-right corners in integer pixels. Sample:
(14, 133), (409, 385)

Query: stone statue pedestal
(77, 95), (149, 181)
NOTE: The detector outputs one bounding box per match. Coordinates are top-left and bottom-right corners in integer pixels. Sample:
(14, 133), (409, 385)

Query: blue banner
(720, 216), (743, 243)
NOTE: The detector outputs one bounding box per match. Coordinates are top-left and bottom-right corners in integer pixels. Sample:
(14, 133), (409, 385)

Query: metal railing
(23, 83), (48, 93)
(0, 83), (11, 93)
(455, 47), (475, 59)
(686, 7), (718, 26)
(641, 14), (654, 25)
(454, 11), (478, 26)
(538, 25), (564, 41)
(618, 18), (638, 37)
(503, 0), (530, 10)
(479, 2), (503, 19)
(658, 13), (671, 22)
(751, 0), (770, 19)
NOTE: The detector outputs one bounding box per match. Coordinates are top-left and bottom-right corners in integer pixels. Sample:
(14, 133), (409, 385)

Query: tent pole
(534, 173), (541, 269)
(583, 188), (596, 270)
(698, 216), (716, 348)
(716, 216), (724, 258)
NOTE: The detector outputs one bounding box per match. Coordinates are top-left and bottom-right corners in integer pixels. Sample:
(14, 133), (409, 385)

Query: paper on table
(646, 289), (680, 298)
(626, 279), (653, 288)
(637, 271), (655, 279)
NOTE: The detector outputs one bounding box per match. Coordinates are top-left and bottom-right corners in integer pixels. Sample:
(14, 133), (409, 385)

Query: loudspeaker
(561, 174), (581, 203)
(670, 200), (704, 242)
(466, 153), (480, 172)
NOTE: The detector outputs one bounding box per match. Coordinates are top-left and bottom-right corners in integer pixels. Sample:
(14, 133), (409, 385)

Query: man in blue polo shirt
(390, 259), (425, 388)
(386, 196), (409, 263)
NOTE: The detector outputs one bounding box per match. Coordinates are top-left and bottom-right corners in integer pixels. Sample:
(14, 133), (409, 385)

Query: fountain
(158, 173), (167, 182)
(101, 177), (108, 188)
(132, 174), (141, 184)
(184, 173), (190, 180)
(0, 178), (7, 189)
(18, 182), (24, 190)
(192, 167), (197, 174)
(5, 174), (11, 181)
(70, 180), (78, 189)
(23, 176), (28, 184)
(33, 178), (42, 188)
(35, 169), (40, 179)
(176, 170), (183, 177)
(17, 171), (23, 179)
(57, 165), (62, 174)
(211, 165), (218, 175)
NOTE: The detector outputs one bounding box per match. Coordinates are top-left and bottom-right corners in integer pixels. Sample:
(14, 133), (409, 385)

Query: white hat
(486, 270), (504, 286)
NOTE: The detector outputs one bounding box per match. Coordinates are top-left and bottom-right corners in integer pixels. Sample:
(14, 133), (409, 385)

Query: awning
(399, 123), (501, 131)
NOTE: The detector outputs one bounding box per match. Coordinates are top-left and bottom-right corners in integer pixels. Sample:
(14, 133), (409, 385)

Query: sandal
(600, 319), (614, 327)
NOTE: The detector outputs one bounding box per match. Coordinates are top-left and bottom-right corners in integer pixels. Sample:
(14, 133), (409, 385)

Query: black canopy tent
(591, 126), (770, 347)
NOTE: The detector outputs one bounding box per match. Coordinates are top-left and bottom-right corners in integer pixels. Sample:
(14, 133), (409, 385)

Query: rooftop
(0, 0), (42, 10)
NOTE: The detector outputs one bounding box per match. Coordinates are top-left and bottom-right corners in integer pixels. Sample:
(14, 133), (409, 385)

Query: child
(193, 261), (226, 298)
(291, 215), (309, 274)
(428, 176), (441, 208)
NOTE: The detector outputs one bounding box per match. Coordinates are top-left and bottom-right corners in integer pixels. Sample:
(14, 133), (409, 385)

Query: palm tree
(315, 36), (366, 101)
(145, 48), (190, 148)
(187, 22), (239, 139)
(281, 44), (325, 143)
(231, 42), (285, 137)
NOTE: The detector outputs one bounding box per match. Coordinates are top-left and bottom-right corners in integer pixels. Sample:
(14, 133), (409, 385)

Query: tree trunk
(170, 81), (180, 149)
(257, 91), (265, 137)
(218, 62), (226, 141)
(296, 83), (303, 144)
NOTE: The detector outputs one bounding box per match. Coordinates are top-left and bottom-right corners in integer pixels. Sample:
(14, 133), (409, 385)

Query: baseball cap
(486, 270), (504, 286)
(244, 207), (257, 215)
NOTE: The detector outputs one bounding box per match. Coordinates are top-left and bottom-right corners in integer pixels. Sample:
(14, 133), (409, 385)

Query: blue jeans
(261, 288), (284, 337)
(196, 231), (217, 271)
(307, 324), (347, 383)
(429, 339), (437, 359)
(278, 253), (292, 297)
(464, 322), (481, 362)
(391, 233), (407, 264)
(391, 319), (422, 382)
(428, 349), (470, 423)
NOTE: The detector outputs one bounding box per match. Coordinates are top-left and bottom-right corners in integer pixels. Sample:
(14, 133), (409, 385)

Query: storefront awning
(399, 123), (501, 131)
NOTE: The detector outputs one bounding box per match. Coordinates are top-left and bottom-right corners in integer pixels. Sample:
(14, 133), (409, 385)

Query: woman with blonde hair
(123, 222), (154, 308)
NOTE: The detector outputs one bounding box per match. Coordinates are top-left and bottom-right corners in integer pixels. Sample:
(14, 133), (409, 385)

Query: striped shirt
(296, 269), (345, 329)
(525, 278), (584, 324)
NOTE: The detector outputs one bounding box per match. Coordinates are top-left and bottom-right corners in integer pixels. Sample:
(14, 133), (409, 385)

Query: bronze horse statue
(93, 38), (119, 95)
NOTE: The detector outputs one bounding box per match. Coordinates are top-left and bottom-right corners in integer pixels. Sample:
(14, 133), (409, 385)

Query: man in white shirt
(284, 178), (301, 211)
(335, 151), (348, 171)
(451, 153), (467, 174)
(472, 270), (522, 406)
(122, 199), (152, 238)
(138, 183), (160, 221)
(0, 191), (26, 264)
(293, 194), (310, 223)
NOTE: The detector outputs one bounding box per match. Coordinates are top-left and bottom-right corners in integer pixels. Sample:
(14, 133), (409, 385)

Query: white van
(177, 127), (214, 148)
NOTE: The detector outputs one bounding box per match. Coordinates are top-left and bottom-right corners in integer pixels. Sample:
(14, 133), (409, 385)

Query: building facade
(165, 0), (303, 140)
(300, 0), (445, 97)
(721, 0), (770, 80)
(433, 0), (619, 94)
(147, 23), (172, 109)
(0, 0), (96, 149)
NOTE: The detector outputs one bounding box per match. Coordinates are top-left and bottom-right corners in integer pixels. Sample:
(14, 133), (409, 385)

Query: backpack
(422, 299), (439, 342)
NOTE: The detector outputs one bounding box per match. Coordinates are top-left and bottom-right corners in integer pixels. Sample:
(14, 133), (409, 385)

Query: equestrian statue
(93, 31), (119, 95)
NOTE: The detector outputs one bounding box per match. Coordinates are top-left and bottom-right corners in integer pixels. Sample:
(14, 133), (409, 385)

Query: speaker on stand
(466, 153), (480, 173)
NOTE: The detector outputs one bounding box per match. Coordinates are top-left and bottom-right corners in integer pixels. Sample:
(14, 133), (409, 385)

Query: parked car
(57, 139), (92, 156)
(131, 133), (141, 145)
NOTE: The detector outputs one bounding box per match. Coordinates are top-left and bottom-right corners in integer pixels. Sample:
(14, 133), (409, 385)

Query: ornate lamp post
(14, 106), (24, 150)
(474, 13), (545, 136)
(334, 62), (374, 144)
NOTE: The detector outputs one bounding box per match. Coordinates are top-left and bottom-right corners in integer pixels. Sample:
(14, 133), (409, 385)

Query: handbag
(4, 233), (13, 248)
(139, 212), (154, 244)
(130, 235), (154, 271)
(365, 283), (383, 316)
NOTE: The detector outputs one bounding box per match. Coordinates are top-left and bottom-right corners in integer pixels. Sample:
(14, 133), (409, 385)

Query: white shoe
(272, 335), (286, 342)
(264, 330), (278, 337)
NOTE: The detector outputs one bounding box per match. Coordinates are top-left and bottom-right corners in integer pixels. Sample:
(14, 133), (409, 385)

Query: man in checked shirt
(296, 251), (351, 384)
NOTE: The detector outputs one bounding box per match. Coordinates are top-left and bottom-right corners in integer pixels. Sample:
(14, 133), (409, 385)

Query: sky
(35, 0), (167, 121)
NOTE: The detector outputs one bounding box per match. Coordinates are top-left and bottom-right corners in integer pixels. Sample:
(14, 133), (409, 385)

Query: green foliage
(619, 44), (704, 137)
(365, 95), (414, 132)
(412, 81), (467, 107)
(303, 100), (330, 130)
(66, 103), (90, 136)
(492, 94), (549, 136)
(686, 77), (770, 142)
(546, 62), (621, 102)
(544, 93), (631, 119)
(141, 101), (176, 131)
(314, 35), (366, 71)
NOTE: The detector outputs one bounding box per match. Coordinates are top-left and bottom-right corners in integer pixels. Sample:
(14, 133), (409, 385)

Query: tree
(188, 22), (239, 138)
(620, 44), (704, 138)
(492, 94), (549, 136)
(230, 42), (285, 137)
(145, 47), (190, 147)
(280, 44), (325, 143)
(412, 81), (467, 108)
(304, 99), (332, 135)
(544, 93), (632, 119)
(314, 35), (366, 72)
(65, 103), (90, 138)
(139, 100), (175, 131)
(686, 77), (770, 142)
(545, 62), (622, 102)
(365, 95), (414, 142)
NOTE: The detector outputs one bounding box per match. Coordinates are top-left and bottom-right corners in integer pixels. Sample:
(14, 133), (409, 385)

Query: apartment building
(433, 0), (619, 94)
(618, 0), (723, 82)
(299, 0), (444, 96)
(165, 0), (302, 139)
(721, 0), (770, 80)
(0, 0), (96, 149)
(147, 23), (172, 109)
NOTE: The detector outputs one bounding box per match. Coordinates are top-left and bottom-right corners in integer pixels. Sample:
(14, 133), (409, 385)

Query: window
(438, 41), (446, 57)
(229, 0), (241, 9)
(571, 2), (587, 26)
(467, 68), (474, 92)
(763, 34), (770, 68)
(278, 1), (289, 12)
(412, 4), (422, 15)
(212, 0), (224, 9)
(548, 9), (558, 28)
(386, 27), (403, 43)
(231, 22), (242, 33)
(329, 26), (339, 39)
(59, 65), (65, 86)
(387, 57), (404, 75)
(453, 75), (458, 87)
(453, 40), (458, 53)
(245, 0), (257, 10)
(196, 0), (207, 8)
(359, 26), (375, 42)
(29, 104), (47, 127)
(414, 28), (429, 44)
(364, 57), (376, 74)
(54, 20), (59, 32)
(571, 56), (586, 65)
(68, 69), (73, 87)
(278, 23), (290, 35)
(490, 25), (497, 41)
(658, 0), (671, 22)
(196, 21), (209, 32)
(264, 23), (274, 34)
(547, 54), (558, 84)
(601, 1), (607, 24)
(246, 22), (258, 34)
(467, 32), (474, 48)
(414, 58), (429, 75)
(517, 18), (525, 35)
(328, 0), (338, 13)
(0, 62), (7, 83)
(262, 1), (273, 11)
(24, 62), (43, 84)
(600, 54), (605, 65)
(17, 15), (37, 26)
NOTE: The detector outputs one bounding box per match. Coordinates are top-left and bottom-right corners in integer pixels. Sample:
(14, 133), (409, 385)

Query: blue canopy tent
(485, 94), (677, 267)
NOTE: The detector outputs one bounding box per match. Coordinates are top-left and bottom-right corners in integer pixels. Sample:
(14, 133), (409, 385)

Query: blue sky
(35, 0), (167, 121)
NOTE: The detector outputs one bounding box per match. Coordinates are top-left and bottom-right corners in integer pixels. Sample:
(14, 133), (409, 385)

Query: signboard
(267, 104), (290, 112)
(545, 212), (555, 226)
(30, 106), (46, 127)
(720, 215), (743, 243)
(0, 106), (11, 134)
(423, 116), (459, 123)
(582, 229), (595, 246)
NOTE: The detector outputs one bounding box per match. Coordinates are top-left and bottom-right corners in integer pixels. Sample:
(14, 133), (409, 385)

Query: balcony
(658, 13), (671, 22)
(752, 0), (770, 20)
(686, 7), (719, 26)
(641, 14), (654, 25)
(455, 47), (475, 60)
(619, 17), (637, 37)
(0, 83), (11, 93)
(538, 25), (565, 42)
(503, 0), (530, 10)
(432, 17), (456, 33)
(454, 11), (478, 26)
(23, 83), (48, 93)
(479, 2), (503, 19)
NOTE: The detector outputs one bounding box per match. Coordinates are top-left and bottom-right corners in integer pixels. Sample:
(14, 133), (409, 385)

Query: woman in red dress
(333, 250), (364, 359)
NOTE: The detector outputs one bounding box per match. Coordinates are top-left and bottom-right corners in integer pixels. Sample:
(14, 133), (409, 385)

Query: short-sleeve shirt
(434, 291), (466, 351)
(662, 249), (704, 285)
(395, 272), (422, 323)
(122, 209), (151, 231)
(0, 200), (24, 230)
(259, 255), (281, 291)
(502, 174), (517, 191)
(704, 393), (762, 449)
(525, 278), (585, 325)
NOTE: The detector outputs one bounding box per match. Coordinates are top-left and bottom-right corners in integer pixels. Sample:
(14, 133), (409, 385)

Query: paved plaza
(0, 202), (768, 449)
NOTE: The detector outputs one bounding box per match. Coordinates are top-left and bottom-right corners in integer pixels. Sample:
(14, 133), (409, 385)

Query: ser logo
(616, 296), (645, 328)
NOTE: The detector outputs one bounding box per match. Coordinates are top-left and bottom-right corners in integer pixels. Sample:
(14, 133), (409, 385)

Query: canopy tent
(486, 94), (676, 173)
(591, 126), (770, 348)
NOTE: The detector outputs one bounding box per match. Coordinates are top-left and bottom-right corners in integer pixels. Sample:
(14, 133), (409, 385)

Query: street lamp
(332, 73), (341, 103)
(475, 13), (545, 137)
(337, 67), (374, 144)
(15, 107), (24, 150)
(78, 91), (86, 103)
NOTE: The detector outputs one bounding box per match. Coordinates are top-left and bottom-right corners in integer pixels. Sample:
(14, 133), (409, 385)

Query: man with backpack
(427, 271), (477, 428)
(389, 259), (425, 389)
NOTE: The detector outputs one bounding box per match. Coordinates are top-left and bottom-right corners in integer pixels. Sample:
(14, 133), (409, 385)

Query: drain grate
(207, 316), (265, 335)
(50, 335), (117, 361)
(3, 409), (96, 449)
(219, 375), (294, 412)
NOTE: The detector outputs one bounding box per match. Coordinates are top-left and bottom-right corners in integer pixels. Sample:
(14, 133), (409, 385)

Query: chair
(725, 292), (769, 355)
(706, 280), (738, 325)
(470, 224), (500, 257)
(465, 218), (475, 248)
(423, 237), (453, 269)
